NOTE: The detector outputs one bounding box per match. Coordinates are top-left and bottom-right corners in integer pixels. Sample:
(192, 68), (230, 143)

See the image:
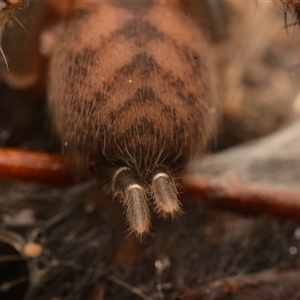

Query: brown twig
(0, 147), (76, 185)
(181, 174), (300, 221)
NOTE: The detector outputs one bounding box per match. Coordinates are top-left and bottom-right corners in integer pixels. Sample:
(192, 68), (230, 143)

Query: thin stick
(0, 147), (75, 185)
(181, 174), (300, 220)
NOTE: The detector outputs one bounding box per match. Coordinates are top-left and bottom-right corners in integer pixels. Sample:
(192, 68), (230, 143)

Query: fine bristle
(151, 172), (181, 217)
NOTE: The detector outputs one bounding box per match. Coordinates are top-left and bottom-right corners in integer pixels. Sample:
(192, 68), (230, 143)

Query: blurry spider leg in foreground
(0, 0), (19, 69)
(280, 0), (300, 26)
(0, 0), (19, 34)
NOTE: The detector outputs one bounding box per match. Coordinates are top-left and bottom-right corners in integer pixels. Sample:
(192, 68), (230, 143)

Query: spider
(0, 0), (300, 299)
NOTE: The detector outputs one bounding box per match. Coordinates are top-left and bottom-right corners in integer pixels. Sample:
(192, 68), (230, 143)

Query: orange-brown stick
(0, 148), (75, 185)
(182, 174), (300, 220)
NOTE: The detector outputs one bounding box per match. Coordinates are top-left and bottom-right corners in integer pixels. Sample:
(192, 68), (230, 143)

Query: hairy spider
(0, 1), (300, 299)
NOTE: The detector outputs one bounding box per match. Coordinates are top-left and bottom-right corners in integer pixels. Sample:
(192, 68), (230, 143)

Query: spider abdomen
(48, 0), (218, 234)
